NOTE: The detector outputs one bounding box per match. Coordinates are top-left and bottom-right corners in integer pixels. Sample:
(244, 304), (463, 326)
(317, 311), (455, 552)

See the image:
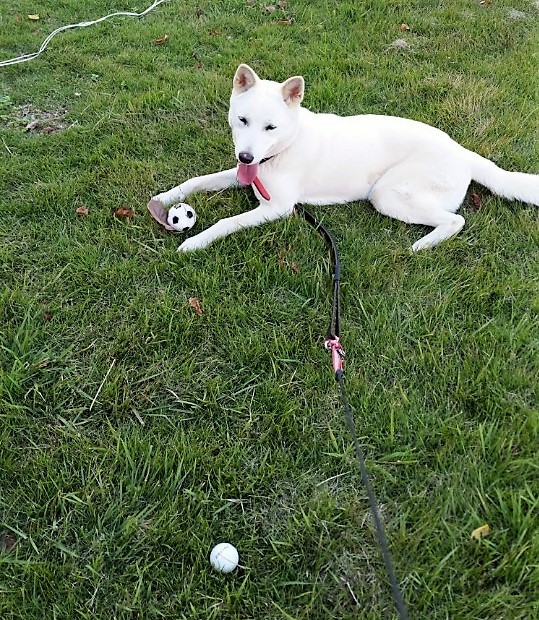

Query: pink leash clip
(325, 336), (345, 380)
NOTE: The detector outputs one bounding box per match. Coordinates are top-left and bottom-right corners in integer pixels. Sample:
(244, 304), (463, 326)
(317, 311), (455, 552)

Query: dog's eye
(238, 116), (248, 125)
(265, 124), (276, 131)
(186, 210), (194, 219)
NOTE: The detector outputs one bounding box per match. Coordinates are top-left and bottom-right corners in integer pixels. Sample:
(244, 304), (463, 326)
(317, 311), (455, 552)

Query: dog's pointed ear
(233, 64), (259, 94)
(281, 76), (304, 107)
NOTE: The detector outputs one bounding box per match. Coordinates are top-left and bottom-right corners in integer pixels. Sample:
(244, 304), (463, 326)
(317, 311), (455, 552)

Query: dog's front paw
(152, 185), (186, 207)
(177, 234), (210, 253)
(411, 238), (433, 252)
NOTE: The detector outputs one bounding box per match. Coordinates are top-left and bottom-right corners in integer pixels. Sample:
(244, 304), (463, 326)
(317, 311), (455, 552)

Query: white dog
(151, 64), (539, 252)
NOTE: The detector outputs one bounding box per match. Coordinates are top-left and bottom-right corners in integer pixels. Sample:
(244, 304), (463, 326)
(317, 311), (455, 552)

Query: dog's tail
(467, 150), (539, 206)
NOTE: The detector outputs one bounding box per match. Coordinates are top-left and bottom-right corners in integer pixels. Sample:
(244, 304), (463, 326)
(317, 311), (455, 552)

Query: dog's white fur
(152, 64), (539, 252)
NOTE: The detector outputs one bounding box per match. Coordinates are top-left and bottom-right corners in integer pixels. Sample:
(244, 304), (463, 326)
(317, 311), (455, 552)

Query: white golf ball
(167, 203), (197, 232)
(209, 542), (239, 573)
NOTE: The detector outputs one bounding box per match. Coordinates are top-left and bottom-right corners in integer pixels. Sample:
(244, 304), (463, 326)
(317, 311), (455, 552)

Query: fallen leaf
(471, 524), (491, 539)
(278, 18), (294, 25)
(28, 14), (40, 20)
(208, 29), (221, 36)
(192, 51), (203, 70)
(277, 0), (288, 7)
(471, 191), (482, 210)
(0, 532), (17, 552)
(114, 207), (134, 220)
(154, 33), (168, 45)
(42, 126), (55, 134)
(76, 206), (89, 216)
(188, 297), (203, 316)
(278, 248), (299, 272)
(266, 5), (277, 13)
(479, 0), (492, 5)
(400, 23), (410, 31)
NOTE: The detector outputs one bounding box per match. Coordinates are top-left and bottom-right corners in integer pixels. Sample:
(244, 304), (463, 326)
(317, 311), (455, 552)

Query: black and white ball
(167, 203), (197, 232)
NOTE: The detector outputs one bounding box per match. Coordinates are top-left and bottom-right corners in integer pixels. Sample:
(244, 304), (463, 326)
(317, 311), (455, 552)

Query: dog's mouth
(237, 162), (259, 186)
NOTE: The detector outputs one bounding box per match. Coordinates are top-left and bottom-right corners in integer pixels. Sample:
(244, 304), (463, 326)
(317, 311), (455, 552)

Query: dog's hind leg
(153, 168), (238, 206)
(369, 166), (468, 250)
(371, 190), (466, 251)
(409, 211), (465, 251)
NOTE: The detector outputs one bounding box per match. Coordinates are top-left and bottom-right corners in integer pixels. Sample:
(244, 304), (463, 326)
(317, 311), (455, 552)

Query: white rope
(0, 0), (169, 68)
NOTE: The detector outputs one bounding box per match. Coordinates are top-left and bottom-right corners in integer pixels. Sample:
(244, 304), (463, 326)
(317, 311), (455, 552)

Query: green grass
(1, 1), (538, 618)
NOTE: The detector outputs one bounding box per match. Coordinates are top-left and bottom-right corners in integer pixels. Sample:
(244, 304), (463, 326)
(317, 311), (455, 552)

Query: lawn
(1, 1), (538, 618)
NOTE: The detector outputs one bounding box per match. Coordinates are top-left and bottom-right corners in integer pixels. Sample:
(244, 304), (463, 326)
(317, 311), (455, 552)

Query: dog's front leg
(178, 201), (295, 252)
(152, 168), (238, 206)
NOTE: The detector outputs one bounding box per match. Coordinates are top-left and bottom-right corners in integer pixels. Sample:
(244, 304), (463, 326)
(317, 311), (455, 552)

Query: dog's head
(228, 64), (304, 167)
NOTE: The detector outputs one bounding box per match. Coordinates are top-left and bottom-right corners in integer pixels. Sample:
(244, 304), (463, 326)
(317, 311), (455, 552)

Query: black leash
(297, 205), (409, 620)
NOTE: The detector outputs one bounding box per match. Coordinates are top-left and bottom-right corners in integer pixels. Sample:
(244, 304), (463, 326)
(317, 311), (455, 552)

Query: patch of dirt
(508, 8), (528, 19)
(386, 38), (412, 52)
(2, 103), (69, 133)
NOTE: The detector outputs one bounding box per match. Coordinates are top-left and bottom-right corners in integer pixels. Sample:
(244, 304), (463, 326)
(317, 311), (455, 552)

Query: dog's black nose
(238, 151), (254, 164)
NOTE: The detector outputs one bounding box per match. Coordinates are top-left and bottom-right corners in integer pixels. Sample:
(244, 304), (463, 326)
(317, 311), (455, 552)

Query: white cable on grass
(0, 0), (169, 68)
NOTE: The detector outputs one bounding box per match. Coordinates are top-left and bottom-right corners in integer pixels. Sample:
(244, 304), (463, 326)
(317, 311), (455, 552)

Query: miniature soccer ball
(167, 203), (197, 232)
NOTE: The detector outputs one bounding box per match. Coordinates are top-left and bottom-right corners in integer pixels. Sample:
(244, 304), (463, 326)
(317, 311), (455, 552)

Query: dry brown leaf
(28, 14), (40, 21)
(277, 0), (288, 8)
(246, 0), (256, 4)
(480, 0), (492, 5)
(278, 18), (294, 25)
(400, 23), (410, 31)
(278, 248), (299, 272)
(114, 207), (134, 220)
(154, 33), (168, 45)
(188, 297), (203, 316)
(266, 5), (277, 13)
(76, 206), (89, 216)
(471, 524), (491, 539)
(0, 532), (17, 552)
(471, 191), (482, 210)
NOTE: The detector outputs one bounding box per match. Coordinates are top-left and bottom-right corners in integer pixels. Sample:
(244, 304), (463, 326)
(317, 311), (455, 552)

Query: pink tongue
(237, 163), (259, 186)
